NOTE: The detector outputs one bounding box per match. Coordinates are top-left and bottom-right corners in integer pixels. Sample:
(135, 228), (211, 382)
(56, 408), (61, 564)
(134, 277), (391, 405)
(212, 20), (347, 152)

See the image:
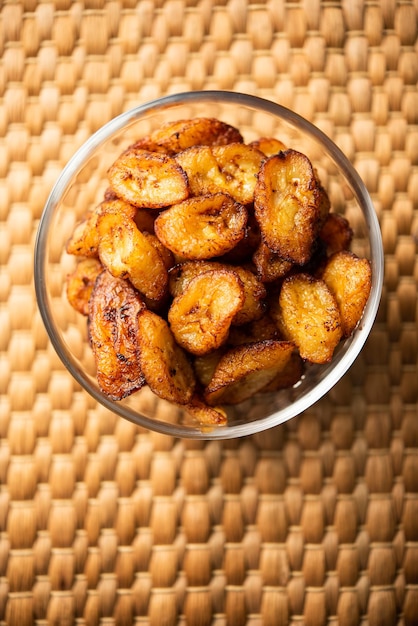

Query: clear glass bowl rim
(34, 90), (384, 439)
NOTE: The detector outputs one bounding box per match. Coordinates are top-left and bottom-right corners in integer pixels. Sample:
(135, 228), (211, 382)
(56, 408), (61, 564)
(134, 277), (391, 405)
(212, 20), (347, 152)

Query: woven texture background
(1, 1), (418, 624)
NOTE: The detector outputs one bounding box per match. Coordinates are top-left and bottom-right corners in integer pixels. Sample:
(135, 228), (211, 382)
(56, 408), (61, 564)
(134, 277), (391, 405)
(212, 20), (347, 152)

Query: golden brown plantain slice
(219, 210), (261, 263)
(252, 239), (294, 284)
(88, 270), (146, 400)
(193, 349), (224, 387)
(181, 396), (227, 427)
(229, 265), (266, 325)
(175, 143), (264, 204)
(142, 231), (174, 271)
(108, 147), (189, 209)
(132, 117), (243, 155)
(254, 149), (322, 265)
(321, 250), (372, 337)
(271, 273), (342, 364)
(249, 137), (287, 156)
(66, 197), (138, 257)
(227, 312), (280, 346)
(97, 211), (168, 302)
(66, 206), (102, 257)
(102, 197), (138, 219)
(204, 340), (295, 405)
(168, 269), (244, 355)
(168, 260), (265, 325)
(319, 212), (353, 255)
(168, 260), (212, 298)
(211, 143), (265, 204)
(137, 309), (196, 405)
(154, 193), (247, 260)
(66, 258), (103, 316)
(175, 145), (228, 196)
(261, 351), (305, 392)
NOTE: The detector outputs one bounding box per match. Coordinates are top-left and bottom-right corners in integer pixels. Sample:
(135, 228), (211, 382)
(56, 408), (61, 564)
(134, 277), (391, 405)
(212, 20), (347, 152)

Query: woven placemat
(1, 1), (418, 624)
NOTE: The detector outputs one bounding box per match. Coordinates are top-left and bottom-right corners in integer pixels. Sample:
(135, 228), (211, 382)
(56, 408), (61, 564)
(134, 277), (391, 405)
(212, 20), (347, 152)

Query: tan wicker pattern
(1, 1), (418, 624)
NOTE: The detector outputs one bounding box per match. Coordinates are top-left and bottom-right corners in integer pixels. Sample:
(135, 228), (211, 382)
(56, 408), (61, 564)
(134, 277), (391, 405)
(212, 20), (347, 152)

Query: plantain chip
(210, 143), (265, 204)
(229, 265), (267, 325)
(142, 231), (174, 270)
(271, 273), (342, 364)
(168, 260), (265, 325)
(204, 340), (295, 405)
(154, 193), (247, 260)
(97, 210), (168, 302)
(66, 258), (103, 316)
(132, 117), (243, 155)
(254, 149), (322, 265)
(88, 270), (146, 400)
(261, 351), (305, 392)
(66, 197), (139, 257)
(250, 137), (287, 156)
(193, 349), (224, 387)
(181, 396), (227, 427)
(137, 309), (196, 405)
(168, 260), (211, 298)
(321, 250), (372, 337)
(108, 147), (189, 209)
(319, 212), (353, 256)
(219, 210), (261, 263)
(168, 269), (244, 355)
(227, 312), (280, 346)
(66, 206), (102, 257)
(252, 239), (294, 284)
(176, 143), (264, 204)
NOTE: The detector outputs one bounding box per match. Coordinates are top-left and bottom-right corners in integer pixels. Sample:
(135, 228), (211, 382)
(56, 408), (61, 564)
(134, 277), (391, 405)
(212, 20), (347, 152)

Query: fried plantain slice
(210, 143), (265, 204)
(229, 265), (267, 325)
(142, 231), (175, 270)
(175, 143), (264, 204)
(168, 260), (265, 325)
(88, 270), (146, 400)
(319, 212), (354, 256)
(219, 210), (261, 263)
(137, 309), (196, 405)
(66, 258), (103, 316)
(181, 396), (227, 427)
(154, 193), (247, 260)
(108, 147), (189, 209)
(66, 197), (139, 257)
(254, 149), (322, 265)
(132, 117), (243, 155)
(97, 210), (169, 303)
(271, 273), (342, 364)
(249, 137), (287, 156)
(227, 312), (281, 346)
(168, 260), (210, 298)
(193, 349), (224, 387)
(102, 196), (138, 219)
(175, 146), (224, 196)
(204, 340), (295, 405)
(168, 269), (244, 355)
(252, 239), (294, 283)
(66, 206), (102, 257)
(261, 351), (305, 392)
(321, 250), (372, 337)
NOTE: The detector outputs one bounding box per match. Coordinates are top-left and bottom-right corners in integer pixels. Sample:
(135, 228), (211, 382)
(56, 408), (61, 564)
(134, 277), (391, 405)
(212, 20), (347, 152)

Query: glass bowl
(34, 91), (384, 439)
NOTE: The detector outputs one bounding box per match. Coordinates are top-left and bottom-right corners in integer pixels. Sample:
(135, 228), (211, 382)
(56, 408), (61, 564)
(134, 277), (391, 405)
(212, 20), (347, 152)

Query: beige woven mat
(1, 1), (418, 624)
